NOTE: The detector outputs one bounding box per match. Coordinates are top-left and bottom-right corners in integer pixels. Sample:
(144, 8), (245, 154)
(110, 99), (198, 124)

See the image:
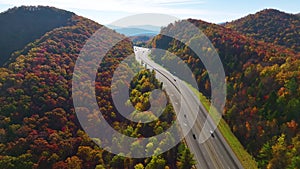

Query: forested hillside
(130, 35), (153, 47)
(151, 16), (300, 168)
(225, 9), (300, 52)
(0, 6), (195, 169)
(1, 5), (299, 169)
(0, 6), (75, 65)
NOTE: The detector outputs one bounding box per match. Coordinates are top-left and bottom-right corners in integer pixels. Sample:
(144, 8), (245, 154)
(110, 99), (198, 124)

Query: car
(210, 130), (215, 138)
(184, 114), (187, 118)
(192, 133), (196, 140)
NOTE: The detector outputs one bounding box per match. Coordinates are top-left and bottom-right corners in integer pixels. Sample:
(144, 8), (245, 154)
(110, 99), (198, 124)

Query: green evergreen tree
(177, 146), (196, 169)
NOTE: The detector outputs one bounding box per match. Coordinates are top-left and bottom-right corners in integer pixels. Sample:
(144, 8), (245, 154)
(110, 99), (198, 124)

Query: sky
(0, 0), (299, 26)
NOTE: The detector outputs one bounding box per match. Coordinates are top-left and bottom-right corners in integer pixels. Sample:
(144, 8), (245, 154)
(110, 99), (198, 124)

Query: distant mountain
(130, 35), (153, 47)
(128, 25), (161, 32)
(107, 24), (160, 36)
(114, 27), (158, 36)
(0, 6), (76, 65)
(225, 9), (300, 52)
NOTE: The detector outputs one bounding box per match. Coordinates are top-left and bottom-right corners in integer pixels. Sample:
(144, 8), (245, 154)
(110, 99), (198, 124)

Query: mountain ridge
(0, 6), (75, 65)
(107, 24), (160, 36)
(225, 8), (300, 52)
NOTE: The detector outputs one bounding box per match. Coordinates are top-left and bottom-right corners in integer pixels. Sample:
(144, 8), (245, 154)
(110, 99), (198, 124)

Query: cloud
(158, 0), (206, 6)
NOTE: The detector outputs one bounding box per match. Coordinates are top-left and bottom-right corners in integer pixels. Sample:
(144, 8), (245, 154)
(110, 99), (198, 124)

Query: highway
(134, 46), (244, 169)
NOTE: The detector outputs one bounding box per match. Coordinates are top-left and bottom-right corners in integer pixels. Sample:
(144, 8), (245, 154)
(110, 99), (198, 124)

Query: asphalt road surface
(134, 46), (244, 169)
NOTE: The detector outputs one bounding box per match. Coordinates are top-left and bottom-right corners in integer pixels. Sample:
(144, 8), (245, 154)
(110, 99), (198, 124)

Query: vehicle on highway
(192, 133), (196, 140)
(210, 130), (215, 138)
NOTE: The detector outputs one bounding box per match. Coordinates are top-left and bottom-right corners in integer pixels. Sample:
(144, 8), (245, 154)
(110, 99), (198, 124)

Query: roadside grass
(186, 83), (258, 169)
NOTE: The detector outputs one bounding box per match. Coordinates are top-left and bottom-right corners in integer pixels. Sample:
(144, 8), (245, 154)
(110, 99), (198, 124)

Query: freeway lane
(134, 46), (244, 169)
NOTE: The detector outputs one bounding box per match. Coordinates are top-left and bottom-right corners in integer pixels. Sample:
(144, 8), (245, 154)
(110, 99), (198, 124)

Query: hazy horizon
(0, 0), (299, 26)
